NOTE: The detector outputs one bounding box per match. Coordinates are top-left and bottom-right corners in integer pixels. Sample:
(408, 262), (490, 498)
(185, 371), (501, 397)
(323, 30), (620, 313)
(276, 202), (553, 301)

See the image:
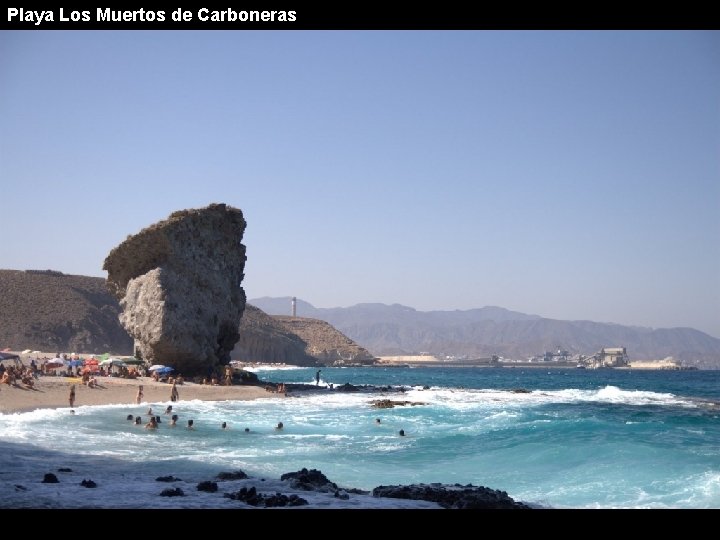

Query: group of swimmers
(126, 404), (256, 432)
(126, 410), (406, 437)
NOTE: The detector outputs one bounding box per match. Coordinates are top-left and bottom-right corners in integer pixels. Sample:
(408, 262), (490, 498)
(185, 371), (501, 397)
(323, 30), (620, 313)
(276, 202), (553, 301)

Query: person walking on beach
(136, 385), (144, 404)
(315, 369), (321, 386)
(224, 365), (233, 386)
(170, 381), (179, 402)
(68, 384), (76, 408)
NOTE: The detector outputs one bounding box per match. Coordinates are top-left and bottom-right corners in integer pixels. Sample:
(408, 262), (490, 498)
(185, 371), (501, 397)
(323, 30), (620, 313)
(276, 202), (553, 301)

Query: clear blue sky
(2, 31), (719, 338)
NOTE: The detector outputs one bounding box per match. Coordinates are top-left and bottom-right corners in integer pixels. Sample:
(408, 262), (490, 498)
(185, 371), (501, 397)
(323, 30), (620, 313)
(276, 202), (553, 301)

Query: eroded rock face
(103, 203), (247, 375)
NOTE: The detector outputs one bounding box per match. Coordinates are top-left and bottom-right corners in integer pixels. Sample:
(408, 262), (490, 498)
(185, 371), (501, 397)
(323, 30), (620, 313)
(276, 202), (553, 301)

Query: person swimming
(170, 414), (178, 426)
(276, 422), (284, 430)
(399, 429), (405, 436)
(134, 416), (142, 425)
(165, 405), (172, 415)
(187, 419), (194, 430)
(244, 428), (250, 433)
(221, 422), (228, 429)
(126, 414), (134, 421)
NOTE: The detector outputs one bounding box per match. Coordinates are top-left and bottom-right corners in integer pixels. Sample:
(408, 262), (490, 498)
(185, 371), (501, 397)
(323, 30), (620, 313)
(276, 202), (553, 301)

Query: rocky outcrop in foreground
(372, 483), (531, 509)
(103, 203), (247, 375)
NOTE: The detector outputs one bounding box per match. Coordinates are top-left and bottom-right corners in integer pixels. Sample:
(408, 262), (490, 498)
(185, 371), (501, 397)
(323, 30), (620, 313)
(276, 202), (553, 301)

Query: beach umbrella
(101, 358), (127, 367)
(21, 349), (32, 354)
(154, 367), (174, 375)
(46, 358), (65, 368)
(123, 358), (145, 365)
(148, 365), (169, 371)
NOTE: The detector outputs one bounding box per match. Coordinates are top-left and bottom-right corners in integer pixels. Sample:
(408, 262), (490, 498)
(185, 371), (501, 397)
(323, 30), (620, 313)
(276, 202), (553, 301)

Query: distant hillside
(271, 316), (376, 365)
(0, 270), (375, 367)
(250, 297), (720, 369)
(0, 269), (133, 354)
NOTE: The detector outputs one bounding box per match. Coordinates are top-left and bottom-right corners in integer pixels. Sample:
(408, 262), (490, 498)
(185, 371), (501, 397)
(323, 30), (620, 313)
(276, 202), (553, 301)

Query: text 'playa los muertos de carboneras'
(6, 8), (298, 26)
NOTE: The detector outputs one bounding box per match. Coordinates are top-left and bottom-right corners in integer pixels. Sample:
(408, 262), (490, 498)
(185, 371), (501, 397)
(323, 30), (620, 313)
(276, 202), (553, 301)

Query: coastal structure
(580, 347), (630, 369)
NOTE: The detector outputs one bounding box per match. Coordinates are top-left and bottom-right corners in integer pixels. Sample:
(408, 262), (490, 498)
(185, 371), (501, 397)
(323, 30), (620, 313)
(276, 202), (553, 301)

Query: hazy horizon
(2, 31), (718, 338)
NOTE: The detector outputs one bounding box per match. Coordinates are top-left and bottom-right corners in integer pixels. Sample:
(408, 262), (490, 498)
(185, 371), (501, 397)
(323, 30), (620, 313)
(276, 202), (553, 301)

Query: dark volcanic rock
(160, 487), (185, 497)
(103, 203), (247, 375)
(216, 470), (248, 481)
(280, 468), (338, 492)
(372, 483), (531, 509)
(80, 479), (97, 488)
(197, 481), (218, 493)
(42, 473), (59, 483)
(223, 486), (308, 507)
(156, 475), (181, 482)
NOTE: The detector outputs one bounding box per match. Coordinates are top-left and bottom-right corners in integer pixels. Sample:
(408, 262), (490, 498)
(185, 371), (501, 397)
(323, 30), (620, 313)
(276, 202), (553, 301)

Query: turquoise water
(1, 366), (718, 508)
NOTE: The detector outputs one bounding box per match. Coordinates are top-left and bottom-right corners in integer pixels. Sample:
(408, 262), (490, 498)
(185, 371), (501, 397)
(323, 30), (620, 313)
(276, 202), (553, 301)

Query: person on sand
(170, 381), (179, 402)
(69, 384), (76, 408)
(224, 365), (233, 386)
(136, 385), (144, 405)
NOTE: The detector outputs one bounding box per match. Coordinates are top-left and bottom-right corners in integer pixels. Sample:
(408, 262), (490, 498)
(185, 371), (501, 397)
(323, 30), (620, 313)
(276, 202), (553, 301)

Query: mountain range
(250, 297), (720, 369)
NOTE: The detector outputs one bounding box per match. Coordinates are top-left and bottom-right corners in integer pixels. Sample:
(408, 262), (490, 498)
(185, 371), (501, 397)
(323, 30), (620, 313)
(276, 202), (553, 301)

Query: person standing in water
(315, 369), (321, 386)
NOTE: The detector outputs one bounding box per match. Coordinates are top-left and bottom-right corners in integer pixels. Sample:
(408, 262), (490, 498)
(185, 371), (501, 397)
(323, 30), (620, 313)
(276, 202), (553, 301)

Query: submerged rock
(103, 203), (247, 375)
(42, 473), (59, 483)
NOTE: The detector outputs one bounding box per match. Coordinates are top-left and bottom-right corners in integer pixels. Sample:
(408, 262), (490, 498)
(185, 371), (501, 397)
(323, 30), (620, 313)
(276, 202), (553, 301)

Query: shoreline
(0, 375), (274, 415)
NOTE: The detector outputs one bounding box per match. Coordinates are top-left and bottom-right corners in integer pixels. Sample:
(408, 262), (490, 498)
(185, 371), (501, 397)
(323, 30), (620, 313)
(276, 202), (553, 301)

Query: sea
(0, 366), (718, 510)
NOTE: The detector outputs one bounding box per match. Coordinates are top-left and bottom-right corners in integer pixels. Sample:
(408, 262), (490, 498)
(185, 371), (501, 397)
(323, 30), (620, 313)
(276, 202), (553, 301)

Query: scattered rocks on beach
(216, 470), (248, 481)
(42, 473), (59, 483)
(156, 475), (182, 482)
(160, 487), (185, 497)
(372, 483), (531, 509)
(197, 481), (218, 493)
(223, 486), (309, 507)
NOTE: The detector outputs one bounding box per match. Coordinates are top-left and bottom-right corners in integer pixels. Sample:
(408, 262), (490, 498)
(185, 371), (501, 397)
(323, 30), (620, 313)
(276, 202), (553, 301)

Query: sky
(1, 30), (719, 338)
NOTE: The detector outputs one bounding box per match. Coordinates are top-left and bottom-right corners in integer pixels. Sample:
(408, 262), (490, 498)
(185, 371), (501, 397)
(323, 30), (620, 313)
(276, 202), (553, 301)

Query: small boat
(576, 364), (586, 369)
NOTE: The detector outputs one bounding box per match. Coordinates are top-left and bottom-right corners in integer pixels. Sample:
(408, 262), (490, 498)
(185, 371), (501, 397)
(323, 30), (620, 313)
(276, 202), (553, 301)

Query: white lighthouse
(291, 296), (297, 317)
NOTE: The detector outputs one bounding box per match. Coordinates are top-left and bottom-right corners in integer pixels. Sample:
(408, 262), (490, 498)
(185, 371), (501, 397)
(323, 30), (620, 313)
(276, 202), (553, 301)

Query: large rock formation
(103, 204), (247, 375)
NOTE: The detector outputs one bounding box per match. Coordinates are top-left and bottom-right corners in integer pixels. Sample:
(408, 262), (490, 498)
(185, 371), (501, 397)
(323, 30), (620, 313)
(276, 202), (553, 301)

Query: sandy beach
(0, 375), (272, 414)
